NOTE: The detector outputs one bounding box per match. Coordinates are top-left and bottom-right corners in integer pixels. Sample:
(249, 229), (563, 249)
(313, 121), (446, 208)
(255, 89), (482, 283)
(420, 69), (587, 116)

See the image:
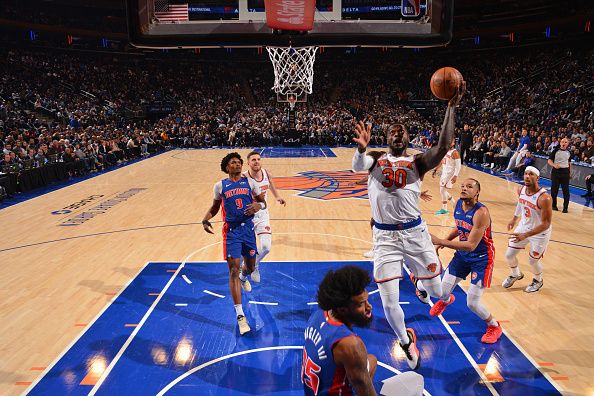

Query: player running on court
(503, 166), (553, 293)
(429, 178), (503, 344)
(432, 139), (461, 215)
(243, 151), (286, 283)
(202, 152), (267, 335)
(351, 82), (465, 370)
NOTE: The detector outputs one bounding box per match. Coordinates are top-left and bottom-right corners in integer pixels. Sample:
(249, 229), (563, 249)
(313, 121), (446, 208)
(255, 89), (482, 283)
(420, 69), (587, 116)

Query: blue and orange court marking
(26, 260), (562, 395)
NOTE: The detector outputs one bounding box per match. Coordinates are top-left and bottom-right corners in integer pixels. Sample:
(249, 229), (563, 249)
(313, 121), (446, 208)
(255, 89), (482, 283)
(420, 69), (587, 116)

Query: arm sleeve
(213, 181), (222, 200)
(352, 150), (375, 172)
(453, 158), (462, 176)
(514, 203), (522, 217)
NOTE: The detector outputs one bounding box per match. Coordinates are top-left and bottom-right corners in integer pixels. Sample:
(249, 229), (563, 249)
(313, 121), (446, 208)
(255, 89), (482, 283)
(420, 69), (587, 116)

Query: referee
(547, 137), (571, 213)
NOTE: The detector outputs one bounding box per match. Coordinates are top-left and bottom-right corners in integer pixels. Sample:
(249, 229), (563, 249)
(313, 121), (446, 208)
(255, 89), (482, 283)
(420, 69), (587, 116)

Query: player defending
(352, 82), (465, 369)
(303, 266), (424, 396)
(503, 166), (553, 293)
(429, 178), (502, 343)
(432, 140), (461, 215)
(202, 152), (267, 335)
(243, 151), (286, 283)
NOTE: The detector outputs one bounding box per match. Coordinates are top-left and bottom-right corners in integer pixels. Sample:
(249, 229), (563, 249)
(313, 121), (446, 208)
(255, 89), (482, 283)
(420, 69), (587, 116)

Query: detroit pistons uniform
(302, 310), (357, 396)
(449, 199), (495, 287)
(440, 148), (458, 188)
(367, 153), (441, 282)
(243, 169), (272, 235)
(509, 186), (552, 258)
(213, 176), (261, 260)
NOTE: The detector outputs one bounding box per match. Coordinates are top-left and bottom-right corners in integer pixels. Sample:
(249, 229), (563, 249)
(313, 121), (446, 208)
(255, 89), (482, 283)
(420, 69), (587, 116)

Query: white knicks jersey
(442, 148), (457, 176)
(368, 153), (422, 224)
(243, 168), (270, 205)
(517, 186), (551, 232)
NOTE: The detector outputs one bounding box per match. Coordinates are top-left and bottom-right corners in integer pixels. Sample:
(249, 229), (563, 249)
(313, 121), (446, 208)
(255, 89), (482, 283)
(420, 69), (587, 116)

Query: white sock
(256, 233), (272, 268)
(529, 256), (543, 282)
(239, 272), (247, 282)
(511, 266), (520, 277)
(487, 318), (498, 327)
(234, 304), (244, 317)
(442, 202), (448, 211)
(378, 280), (410, 345)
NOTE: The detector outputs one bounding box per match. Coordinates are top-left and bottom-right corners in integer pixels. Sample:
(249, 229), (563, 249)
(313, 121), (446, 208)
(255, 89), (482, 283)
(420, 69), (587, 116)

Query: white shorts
(372, 222), (441, 283)
(440, 172), (455, 188)
(253, 209), (271, 235)
(508, 226), (551, 259)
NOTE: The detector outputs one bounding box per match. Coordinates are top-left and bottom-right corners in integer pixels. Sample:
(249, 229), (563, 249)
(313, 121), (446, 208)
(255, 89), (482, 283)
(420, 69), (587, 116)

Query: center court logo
(274, 170), (368, 200)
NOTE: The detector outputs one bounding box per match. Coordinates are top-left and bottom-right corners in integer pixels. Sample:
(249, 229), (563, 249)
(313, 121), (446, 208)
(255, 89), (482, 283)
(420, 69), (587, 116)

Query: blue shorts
(448, 253), (494, 288)
(222, 220), (258, 260)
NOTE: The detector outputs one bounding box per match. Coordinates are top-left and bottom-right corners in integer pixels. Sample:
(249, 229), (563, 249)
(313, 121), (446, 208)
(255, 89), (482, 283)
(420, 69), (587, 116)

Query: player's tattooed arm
(416, 81), (466, 177)
(333, 336), (377, 396)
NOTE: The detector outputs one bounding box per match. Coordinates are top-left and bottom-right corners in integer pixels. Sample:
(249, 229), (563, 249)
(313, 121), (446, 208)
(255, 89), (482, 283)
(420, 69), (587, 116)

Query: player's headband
(524, 166), (540, 176)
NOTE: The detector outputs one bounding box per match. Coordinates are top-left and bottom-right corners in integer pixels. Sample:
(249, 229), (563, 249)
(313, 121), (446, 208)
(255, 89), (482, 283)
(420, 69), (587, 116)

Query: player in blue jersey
(429, 178), (503, 344)
(202, 152), (267, 335)
(303, 266), (424, 396)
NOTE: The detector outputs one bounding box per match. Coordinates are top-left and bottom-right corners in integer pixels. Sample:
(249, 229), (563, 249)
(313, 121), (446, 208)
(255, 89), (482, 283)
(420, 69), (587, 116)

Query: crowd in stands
(1, 43), (593, 197)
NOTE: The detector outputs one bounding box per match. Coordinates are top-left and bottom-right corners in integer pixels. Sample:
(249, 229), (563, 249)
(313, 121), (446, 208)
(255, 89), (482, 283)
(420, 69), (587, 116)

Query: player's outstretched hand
(353, 121), (371, 150)
(277, 197), (287, 206)
(449, 80), (466, 107)
(244, 202), (262, 216)
(451, 176), (457, 184)
(202, 220), (214, 234)
(430, 233), (443, 246)
(420, 190), (432, 202)
(510, 232), (527, 242)
(507, 220), (515, 232)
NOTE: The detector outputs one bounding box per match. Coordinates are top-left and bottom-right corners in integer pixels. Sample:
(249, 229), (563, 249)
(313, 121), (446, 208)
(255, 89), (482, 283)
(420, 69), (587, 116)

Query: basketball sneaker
(434, 209), (448, 215)
(400, 328), (421, 370)
(409, 273), (430, 304)
(524, 278), (543, 293)
(429, 294), (455, 317)
(251, 266), (261, 283)
(502, 273), (524, 288)
(237, 315), (251, 335)
(363, 249), (374, 258)
(241, 278), (252, 292)
(481, 322), (503, 344)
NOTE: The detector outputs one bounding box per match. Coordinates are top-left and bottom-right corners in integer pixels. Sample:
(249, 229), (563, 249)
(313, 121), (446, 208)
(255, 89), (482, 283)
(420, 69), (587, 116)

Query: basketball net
(266, 46), (318, 107)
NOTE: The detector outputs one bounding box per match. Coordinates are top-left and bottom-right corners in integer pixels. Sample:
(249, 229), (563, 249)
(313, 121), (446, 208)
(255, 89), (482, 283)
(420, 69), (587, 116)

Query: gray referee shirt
(549, 148), (570, 170)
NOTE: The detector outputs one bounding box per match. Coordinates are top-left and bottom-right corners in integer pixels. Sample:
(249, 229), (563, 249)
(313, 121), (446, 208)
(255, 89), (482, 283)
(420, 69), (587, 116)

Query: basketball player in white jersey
(503, 166), (553, 293)
(243, 151), (286, 283)
(352, 82), (465, 370)
(432, 140), (461, 215)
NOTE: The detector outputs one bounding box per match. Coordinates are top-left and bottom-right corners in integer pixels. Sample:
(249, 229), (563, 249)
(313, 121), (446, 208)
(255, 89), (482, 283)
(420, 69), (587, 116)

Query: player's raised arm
(333, 336), (377, 396)
(416, 82), (466, 177)
(352, 121), (375, 172)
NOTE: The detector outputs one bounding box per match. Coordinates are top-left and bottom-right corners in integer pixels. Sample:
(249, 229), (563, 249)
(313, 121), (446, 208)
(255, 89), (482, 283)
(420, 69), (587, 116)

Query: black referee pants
(551, 169), (570, 211)
(460, 143), (472, 164)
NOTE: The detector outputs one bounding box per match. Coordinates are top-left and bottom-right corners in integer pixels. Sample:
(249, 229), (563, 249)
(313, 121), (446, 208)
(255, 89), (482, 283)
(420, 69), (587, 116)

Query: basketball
(430, 67), (464, 100)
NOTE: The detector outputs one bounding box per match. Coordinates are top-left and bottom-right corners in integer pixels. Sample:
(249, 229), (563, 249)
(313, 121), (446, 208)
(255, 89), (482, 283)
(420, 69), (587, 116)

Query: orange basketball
(430, 67), (463, 100)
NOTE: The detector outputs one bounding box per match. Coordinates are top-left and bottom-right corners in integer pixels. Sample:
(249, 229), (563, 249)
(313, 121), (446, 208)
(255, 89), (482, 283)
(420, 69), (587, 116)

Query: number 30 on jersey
(382, 168), (408, 189)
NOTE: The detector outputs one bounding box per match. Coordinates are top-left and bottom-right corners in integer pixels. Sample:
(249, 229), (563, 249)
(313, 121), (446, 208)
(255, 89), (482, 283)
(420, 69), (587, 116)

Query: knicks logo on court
(274, 170), (369, 200)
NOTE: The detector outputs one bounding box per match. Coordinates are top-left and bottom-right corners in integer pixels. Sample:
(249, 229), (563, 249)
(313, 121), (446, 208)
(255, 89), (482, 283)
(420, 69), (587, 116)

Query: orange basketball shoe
(481, 322), (503, 344)
(429, 295), (455, 317)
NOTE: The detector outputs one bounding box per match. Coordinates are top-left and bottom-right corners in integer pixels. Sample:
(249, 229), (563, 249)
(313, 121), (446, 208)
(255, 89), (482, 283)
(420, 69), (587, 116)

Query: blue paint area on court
(28, 261), (561, 395)
(259, 147), (336, 158)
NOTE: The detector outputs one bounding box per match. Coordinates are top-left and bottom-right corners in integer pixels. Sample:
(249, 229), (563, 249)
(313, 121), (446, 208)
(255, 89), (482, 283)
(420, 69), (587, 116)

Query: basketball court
(1, 148), (592, 395)
(1, 0), (593, 395)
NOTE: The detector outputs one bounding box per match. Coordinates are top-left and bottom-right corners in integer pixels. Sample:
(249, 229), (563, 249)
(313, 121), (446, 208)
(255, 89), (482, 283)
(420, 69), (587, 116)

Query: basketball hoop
(267, 46), (318, 104)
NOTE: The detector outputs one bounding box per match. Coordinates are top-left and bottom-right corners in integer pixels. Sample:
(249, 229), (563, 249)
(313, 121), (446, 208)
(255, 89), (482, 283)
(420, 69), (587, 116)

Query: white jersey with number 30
(368, 153), (422, 224)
